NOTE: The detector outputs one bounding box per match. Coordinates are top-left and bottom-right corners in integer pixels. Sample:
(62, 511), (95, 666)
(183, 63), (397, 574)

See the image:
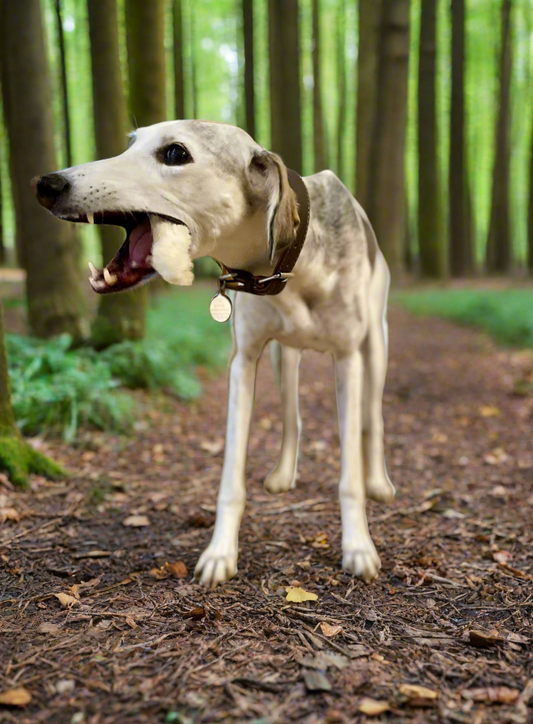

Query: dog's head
(32, 120), (300, 293)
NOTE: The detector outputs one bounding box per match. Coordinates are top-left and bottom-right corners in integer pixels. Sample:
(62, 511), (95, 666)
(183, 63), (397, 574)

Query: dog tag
(209, 292), (232, 323)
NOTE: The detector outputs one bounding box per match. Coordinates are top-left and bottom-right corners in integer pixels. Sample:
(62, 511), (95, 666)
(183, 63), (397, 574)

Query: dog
(33, 120), (395, 588)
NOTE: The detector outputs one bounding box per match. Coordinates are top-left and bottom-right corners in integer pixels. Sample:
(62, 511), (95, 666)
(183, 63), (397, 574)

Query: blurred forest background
(0, 0), (532, 474)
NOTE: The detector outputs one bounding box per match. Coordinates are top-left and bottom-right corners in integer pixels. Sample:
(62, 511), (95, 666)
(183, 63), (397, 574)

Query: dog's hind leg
(362, 252), (395, 504)
(335, 349), (381, 582)
(264, 343), (301, 494)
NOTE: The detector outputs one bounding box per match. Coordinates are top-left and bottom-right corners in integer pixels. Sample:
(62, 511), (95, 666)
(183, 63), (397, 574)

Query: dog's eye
(163, 143), (192, 166)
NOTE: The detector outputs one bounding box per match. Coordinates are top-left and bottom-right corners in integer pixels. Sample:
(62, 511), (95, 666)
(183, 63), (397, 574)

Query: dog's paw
(342, 541), (381, 583)
(263, 468), (295, 495)
(365, 475), (395, 504)
(194, 546), (237, 588)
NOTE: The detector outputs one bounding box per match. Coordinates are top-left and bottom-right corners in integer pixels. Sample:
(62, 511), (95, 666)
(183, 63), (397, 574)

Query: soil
(0, 306), (532, 724)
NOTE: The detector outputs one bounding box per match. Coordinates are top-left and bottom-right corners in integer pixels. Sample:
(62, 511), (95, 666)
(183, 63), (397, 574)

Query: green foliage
(394, 288), (533, 348)
(5, 287), (231, 441)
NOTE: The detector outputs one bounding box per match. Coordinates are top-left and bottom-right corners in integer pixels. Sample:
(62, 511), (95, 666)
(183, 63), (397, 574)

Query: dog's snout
(31, 173), (70, 210)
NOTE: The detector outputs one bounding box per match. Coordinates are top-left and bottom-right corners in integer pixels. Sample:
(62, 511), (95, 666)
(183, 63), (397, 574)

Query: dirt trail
(1, 306), (532, 723)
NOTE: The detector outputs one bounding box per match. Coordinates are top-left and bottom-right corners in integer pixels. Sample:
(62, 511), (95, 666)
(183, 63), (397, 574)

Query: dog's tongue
(129, 219), (153, 266)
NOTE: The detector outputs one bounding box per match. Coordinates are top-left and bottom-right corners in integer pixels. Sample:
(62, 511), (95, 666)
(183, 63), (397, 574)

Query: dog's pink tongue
(129, 219), (153, 266)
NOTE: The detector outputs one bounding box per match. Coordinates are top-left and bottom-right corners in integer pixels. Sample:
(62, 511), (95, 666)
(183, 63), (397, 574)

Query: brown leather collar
(215, 168), (310, 296)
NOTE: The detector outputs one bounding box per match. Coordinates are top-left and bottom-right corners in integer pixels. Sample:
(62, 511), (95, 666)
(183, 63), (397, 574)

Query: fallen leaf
(303, 670), (331, 692)
(38, 622), (61, 635)
(468, 628), (504, 648)
(319, 622), (342, 637)
(399, 683), (438, 706)
(122, 515), (150, 527)
(0, 687), (32, 706)
(358, 698), (390, 716)
(479, 405), (501, 418)
(492, 550), (512, 564)
(200, 439), (224, 455)
(183, 607), (205, 620)
(0, 507), (20, 523)
(298, 653), (349, 670)
(165, 561), (187, 579)
(285, 586), (318, 603)
(125, 617), (137, 629)
(149, 566), (169, 580)
(54, 592), (79, 608)
(462, 687), (519, 704)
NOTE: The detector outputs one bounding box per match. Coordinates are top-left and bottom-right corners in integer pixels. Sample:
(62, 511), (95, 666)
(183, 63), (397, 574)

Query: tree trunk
(125, 0), (167, 127)
(486, 0), (513, 273)
(174, 0), (186, 120)
(0, 301), (65, 487)
(190, 1), (198, 119)
(356, 0), (383, 207)
(367, 0), (411, 276)
(418, 0), (444, 278)
(312, 0), (327, 172)
(268, 0), (303, 173)
(55, 0), (72, 167)
(242, 0), (256, 138)
(336, 0), (347, 180)
(0, 0), (86, 339)
(87, 0), (147, 348)
(0, 122), (4, 265)
(529, 117), (533, 274)
(449, 0), (473, 276)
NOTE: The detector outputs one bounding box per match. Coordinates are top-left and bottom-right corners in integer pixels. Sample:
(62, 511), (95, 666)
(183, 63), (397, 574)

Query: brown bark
(55, 0), (72, 167)
(356, 0), (382, 207)
(367, 0), (411, 276)
(242, 0), (256, 138)
(125, 0), (167, 127)
(418, 0), (444, 278)
(486, 0), (513, 273)
(449, 0), (473, 276)
(174, 0), (186, 120)
(268, 0), (303, 173)
(0, 0), (86, 339)
(312, 0), (327, 172)
(87, 0), (146, 348)
(336, 0), (347, 180)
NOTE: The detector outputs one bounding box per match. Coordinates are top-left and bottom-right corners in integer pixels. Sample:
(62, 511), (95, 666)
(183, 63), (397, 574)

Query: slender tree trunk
(449, 0), (473, 276)
(125, 0), (167, 127)
(0, 304), (65, 486)
(174, 0), (186, 119)
(418, 0), (444, 277)
(0, 0), (86, 339)
(367, 0), (411, 276)
(0, 124), (4, 265)
(268, 0), (303, 173)
(529, 118), (533, 274)
(242, 0), (256, 138)
(87, 0), (147, 348)
(312, 0), (326, 171)
(55, 0), (72, 167)
(190, 0), (198, 118)
(336, 0), (347, 180)
(356, 0), (383, 207)
(486, 0), (513, 273)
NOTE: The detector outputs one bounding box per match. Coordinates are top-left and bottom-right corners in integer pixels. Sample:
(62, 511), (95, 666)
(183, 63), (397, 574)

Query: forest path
(1, 306), (532, 723)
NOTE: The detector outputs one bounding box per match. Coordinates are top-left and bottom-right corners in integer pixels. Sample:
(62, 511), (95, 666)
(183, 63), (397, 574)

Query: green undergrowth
(7, 286), (231, 441)
(393, 288), (533, 349)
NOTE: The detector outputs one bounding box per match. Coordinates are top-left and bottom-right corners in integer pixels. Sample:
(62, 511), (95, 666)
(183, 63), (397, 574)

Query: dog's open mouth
(61, 211), (186, 294)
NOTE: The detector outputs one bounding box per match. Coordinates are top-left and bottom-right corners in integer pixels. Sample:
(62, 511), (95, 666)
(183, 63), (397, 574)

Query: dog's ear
(249, 151), (300, 261)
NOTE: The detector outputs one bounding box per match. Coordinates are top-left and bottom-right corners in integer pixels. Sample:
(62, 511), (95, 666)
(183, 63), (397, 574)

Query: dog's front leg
(335, 350), (381, 583)
(195, 346), (260, 587)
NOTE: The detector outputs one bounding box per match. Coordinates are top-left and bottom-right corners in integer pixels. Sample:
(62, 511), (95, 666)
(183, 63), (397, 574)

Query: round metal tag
(209, 292), (232, 323)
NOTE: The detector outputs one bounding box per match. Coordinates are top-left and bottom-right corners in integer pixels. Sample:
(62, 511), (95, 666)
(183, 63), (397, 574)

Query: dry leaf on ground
(0, 687), (32, 706)
(285, 586), (318, 602)
(462, 687), (519, 704)
(399, 683), (438, 706)
(303, 670), (331, 692)
(54, 592), (79, 608)
(0, 507), (20, 523)
(122, 515), (150, 527)
(468, 628), (504, 648)
(358, 698), (390, 716)
(319, 622), (342, 637)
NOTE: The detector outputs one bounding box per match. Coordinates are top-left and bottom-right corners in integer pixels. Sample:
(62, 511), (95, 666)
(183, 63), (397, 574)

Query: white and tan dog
(33, 120), (395, 587)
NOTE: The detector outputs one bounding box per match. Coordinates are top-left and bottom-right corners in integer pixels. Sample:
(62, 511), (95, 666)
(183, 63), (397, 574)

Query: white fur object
(150, 216), (194, 286)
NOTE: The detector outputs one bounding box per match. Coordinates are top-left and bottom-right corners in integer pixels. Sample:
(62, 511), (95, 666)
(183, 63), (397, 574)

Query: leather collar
(215, 168), (310, 296)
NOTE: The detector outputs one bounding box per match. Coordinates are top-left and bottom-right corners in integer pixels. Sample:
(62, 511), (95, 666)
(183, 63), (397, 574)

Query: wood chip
(0, 687), (32, 706)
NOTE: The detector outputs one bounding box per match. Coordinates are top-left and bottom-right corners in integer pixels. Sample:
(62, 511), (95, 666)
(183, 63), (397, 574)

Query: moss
(0, 435), (66, 488)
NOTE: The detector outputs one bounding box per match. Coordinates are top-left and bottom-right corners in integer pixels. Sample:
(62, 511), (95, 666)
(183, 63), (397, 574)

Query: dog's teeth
(88, 262), (99, 278)
(131, 260), (138, 268)
(103, 268), (117, 286)
(87, 212), (94, 224)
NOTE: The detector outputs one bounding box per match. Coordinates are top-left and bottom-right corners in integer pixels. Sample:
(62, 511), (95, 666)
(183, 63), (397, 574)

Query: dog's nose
(31, 173), (70, 210)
